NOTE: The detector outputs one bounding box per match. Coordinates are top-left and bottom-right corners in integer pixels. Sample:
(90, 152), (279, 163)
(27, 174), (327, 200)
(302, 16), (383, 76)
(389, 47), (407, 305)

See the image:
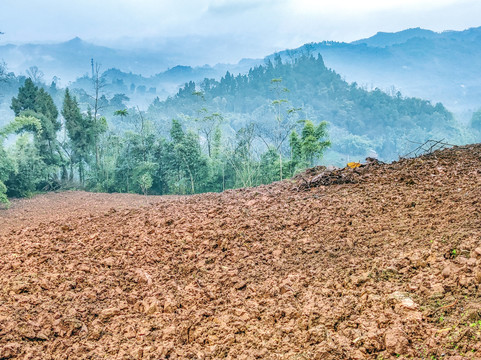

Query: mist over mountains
(285, 26), (481, 116)
(1, 24), (481, 201)
(1, 26), (481, 117)
(0, 36), (259, 87)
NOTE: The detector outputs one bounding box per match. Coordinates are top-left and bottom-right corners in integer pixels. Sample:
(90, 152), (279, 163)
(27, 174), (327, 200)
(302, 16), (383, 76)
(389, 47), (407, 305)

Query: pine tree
(35, 88), (60, 128)
(7, 79), (64, 188)
(62, 89), (95, 183)
(11, 78), (38, 116)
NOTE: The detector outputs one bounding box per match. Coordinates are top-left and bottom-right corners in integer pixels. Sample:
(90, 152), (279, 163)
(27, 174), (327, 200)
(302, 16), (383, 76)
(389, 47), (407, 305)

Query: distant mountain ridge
(269, 26), (481, 114)
(1, 26), (481, 115)
(0, 37), (194, 81)
(351, 27), (440, 47)
(352, 26), (481, 47)
(0, 36), (259, 85)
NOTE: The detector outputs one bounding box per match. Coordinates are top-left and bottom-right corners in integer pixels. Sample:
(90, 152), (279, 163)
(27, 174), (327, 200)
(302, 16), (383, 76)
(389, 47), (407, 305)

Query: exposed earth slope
(1, 144), (481, 359)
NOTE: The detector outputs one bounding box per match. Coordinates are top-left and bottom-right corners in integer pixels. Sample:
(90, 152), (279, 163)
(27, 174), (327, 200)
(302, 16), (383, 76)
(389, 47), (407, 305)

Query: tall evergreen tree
(62, 89), (96, 183)
(35, 88), (60, 126)
(11, 78), (38, 116)
(7, 79), (64, 188)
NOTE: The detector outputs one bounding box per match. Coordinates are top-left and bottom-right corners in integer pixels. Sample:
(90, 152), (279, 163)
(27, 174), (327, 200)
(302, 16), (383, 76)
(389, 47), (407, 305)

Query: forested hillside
(146, 55), (461, 161)
(276, 27), (481, 114)
(2, 27), (481, 117)
(0, 60), (332, 203)
(0, 54), (475, 205)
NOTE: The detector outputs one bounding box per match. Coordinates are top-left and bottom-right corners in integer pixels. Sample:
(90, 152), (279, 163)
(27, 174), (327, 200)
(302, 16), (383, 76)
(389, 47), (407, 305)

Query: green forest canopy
(0, 54), (477, 204)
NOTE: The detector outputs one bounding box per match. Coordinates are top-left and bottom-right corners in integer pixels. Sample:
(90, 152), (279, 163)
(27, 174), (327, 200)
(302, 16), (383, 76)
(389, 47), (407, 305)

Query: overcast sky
(1, 0), (480, 60)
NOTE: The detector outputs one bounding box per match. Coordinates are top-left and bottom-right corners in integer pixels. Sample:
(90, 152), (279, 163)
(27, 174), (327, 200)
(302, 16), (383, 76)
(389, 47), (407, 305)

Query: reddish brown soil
(1, 145), (481, 359)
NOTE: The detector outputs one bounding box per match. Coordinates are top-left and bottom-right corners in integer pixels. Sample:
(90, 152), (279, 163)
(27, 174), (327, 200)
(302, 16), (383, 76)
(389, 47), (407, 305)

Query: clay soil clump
(1, 145), (481, 359)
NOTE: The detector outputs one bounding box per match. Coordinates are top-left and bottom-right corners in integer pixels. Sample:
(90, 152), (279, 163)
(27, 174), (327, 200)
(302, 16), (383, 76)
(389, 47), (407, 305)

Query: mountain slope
(1, 144), (481, 359)
(148, 55), (460, 162)
(2, 26), (481, 115)
(351, 27), (439, 47)
(273, 27), (481, 113)
(0, 37), (257, 86)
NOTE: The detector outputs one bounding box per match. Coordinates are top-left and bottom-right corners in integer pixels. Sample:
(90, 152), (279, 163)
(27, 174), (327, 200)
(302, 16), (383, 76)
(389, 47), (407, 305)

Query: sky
(1, 0), (480, 60)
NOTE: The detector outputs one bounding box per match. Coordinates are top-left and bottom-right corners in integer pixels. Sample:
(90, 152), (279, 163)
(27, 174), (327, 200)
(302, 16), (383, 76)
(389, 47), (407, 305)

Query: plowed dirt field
(1, 145), (481, 359)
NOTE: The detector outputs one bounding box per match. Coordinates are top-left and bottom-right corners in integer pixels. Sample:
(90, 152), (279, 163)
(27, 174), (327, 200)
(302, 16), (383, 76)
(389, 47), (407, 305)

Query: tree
(26, 66), (44, 84)
(289, 130), (302, 166)
(1, 114), (42, 137)
(0, 179), (8, 205)
(259, 147), (281, 184)
(110, 94), (130, 109)
(2, 112), (61, 187)
(192, 91), (225, 158)
(11, 78), (38, 116)
(170, 119), (184, 144)
(300, 120), (330, 166)
(289, 121), (330, 170)
(11, 82), (60, 137)
(0, 138), (13, 205)
(114, 109), (129, 118)
(1, 113), (51, 197)
(62, 89), (99, 184)
(88, 61), (107, 171)
(113, 131), (157, 194)
(133, 161), (157, 195)
(62, 89), (82, 180)
(8, 80), (64, 187)
(228, 124), (260, 188)
(35, 88), (61, 134)
(0, 61), (8, 83)
(207, 126), (228, 192)
(34, 88), (63, 171)
(170, 119), (208, 194)
(266, 78), (300, 180)
(0, 32), (9, 84)
(5, 134), (47, 197)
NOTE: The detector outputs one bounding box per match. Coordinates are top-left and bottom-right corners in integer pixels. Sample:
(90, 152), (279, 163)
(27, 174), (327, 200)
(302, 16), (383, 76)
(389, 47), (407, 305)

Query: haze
(1, 0), (481, 64)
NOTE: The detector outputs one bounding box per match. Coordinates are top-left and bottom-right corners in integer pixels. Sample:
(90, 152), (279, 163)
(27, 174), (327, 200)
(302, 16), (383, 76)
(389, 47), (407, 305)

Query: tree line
(0, 75), (330, 205)
(2, 53), (478, 205)
(147, 54), (461, 161)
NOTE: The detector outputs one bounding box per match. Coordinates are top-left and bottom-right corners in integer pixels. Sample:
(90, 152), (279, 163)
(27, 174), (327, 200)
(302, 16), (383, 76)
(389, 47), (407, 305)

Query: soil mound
(1, 144), (481, 359)
(293, 158), (384, 189)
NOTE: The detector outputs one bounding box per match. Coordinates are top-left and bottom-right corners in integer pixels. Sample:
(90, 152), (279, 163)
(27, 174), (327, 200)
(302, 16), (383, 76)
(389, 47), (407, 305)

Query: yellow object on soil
(347, 162), (361, 168)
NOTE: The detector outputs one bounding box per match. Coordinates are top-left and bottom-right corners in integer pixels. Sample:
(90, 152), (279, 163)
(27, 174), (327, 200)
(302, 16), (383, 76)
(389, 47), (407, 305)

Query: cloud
(0, 0), (479, 57)
(207, 0), (262, 15)
(288, 0), (473, 15)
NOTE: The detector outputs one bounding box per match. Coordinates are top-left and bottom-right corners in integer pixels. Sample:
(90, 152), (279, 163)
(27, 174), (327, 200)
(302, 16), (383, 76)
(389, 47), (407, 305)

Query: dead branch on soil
(401, 139), (456, 159)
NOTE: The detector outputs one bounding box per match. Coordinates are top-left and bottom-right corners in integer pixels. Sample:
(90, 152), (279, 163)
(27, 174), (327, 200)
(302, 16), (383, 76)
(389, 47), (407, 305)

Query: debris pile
(295, 157), (383, 190)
